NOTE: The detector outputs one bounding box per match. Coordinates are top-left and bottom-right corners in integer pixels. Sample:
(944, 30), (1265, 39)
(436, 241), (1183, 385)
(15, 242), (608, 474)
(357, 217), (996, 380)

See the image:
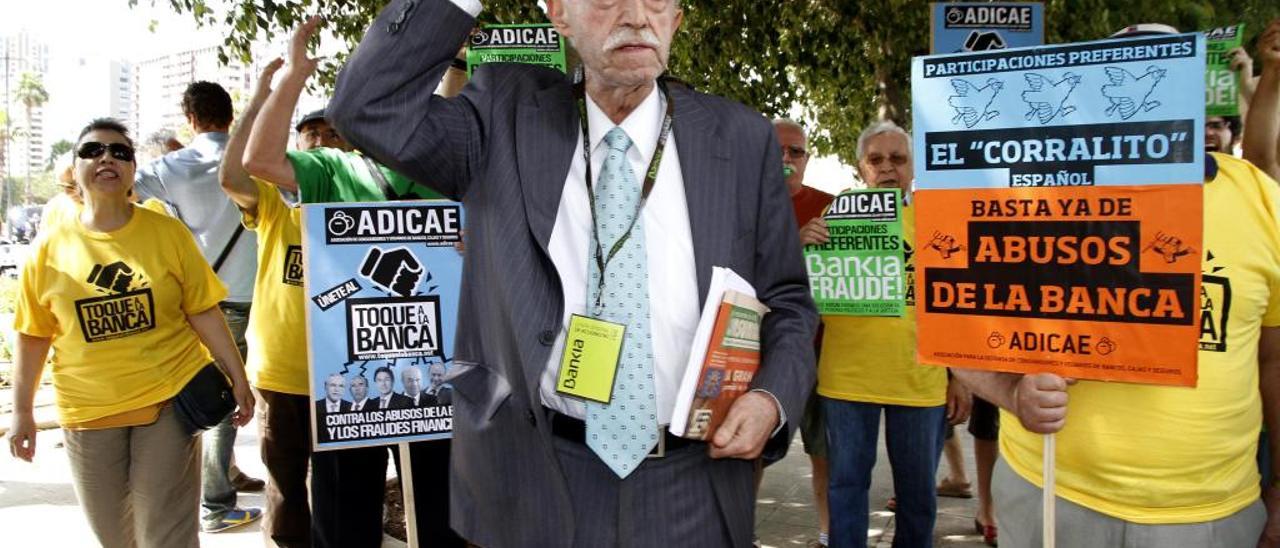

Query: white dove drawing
(1022, 72), (1081, 124)
(948, 78), (1004, 128)
(1102, 65), (1167, 120)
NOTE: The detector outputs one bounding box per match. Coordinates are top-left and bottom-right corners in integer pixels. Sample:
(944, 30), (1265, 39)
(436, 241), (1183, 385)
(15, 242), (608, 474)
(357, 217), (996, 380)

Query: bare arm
(951, 370), (1070, 434)
(6, 334), (52, 462)
(221, 58), (283, 213)
(186, 306), (255, 426)
(244, 18), (319, 194)
(1244, 20), (1280, 181)
(1258, 327), (1280, 546)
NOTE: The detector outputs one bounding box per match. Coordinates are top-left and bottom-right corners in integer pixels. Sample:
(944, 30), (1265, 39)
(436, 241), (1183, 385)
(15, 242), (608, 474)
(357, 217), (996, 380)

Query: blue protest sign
(912, 33), (1206, 189)
(303, 201), (464, 450)
(931, 2), (1044, 54)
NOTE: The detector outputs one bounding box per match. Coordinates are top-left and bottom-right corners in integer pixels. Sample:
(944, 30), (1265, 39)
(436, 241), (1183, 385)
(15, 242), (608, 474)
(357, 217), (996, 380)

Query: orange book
(681, 290), (769, 440)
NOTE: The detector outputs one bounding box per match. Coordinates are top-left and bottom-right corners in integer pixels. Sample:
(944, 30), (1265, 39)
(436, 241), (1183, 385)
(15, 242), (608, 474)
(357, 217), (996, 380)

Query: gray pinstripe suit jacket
(330, 1), (818, 545)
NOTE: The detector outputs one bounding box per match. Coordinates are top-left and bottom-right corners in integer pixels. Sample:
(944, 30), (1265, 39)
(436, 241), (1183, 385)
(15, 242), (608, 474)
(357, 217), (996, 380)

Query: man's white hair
(856, 121), (911, 162)
(772, 118), (806, 135)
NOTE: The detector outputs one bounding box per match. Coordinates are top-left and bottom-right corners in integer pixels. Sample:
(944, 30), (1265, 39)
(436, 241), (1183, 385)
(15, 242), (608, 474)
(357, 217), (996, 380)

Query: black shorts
(967, 396), (999, 441)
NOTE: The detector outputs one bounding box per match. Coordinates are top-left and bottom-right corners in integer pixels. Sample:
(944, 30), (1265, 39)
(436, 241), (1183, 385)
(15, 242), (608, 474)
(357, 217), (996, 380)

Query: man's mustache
(604, 28), (661, 51)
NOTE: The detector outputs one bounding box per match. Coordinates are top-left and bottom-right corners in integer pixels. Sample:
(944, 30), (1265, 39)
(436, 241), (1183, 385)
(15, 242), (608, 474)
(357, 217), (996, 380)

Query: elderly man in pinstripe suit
(329, 0), (818, 546)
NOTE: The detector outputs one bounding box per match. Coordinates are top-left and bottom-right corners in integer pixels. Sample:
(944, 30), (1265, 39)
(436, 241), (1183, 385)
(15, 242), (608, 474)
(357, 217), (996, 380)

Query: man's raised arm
(328, 0), (481, 200)
(222, 58), (283, 213)
(1244, 19), (1280, 181)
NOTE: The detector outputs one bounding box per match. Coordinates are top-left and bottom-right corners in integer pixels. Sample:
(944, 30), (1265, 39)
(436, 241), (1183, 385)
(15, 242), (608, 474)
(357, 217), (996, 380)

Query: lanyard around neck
(575, 80), (675, 309)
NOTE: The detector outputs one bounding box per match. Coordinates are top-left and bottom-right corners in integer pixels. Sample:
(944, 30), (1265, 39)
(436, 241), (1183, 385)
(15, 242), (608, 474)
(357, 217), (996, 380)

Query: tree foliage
(47, 140), (73, 170)
(142, 0), (1280, 165)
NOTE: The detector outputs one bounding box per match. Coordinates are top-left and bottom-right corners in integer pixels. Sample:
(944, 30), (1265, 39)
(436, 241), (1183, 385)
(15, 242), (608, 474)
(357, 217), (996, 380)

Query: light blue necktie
(585, 127), (659, 478)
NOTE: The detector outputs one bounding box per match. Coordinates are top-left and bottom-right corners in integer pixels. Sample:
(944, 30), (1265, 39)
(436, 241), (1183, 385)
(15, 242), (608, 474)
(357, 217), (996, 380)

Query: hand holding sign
(1012, 373), (1073, 434)
(1228, 47), (1253, 76)
(798, 217), (829, 246)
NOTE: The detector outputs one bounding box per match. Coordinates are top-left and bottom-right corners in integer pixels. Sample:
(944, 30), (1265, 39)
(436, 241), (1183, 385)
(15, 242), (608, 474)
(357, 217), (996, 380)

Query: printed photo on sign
(303, 201), (464, 450)
(804, 188), (907, 316)
(914, 185), (1202, 386)
(930, 2), (1044, 54)
(912, 33), (1206, 189)
(75, 261), (156, 343)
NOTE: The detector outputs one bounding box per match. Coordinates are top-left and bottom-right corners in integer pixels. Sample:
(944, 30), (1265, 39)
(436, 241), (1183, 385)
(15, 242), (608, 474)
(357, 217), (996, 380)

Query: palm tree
(14, 72), (49, 202)
(0, 109), (8, 180)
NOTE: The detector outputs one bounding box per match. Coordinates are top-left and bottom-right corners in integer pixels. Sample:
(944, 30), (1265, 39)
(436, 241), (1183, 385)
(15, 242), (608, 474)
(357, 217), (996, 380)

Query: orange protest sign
(915, 185), (1202, 386)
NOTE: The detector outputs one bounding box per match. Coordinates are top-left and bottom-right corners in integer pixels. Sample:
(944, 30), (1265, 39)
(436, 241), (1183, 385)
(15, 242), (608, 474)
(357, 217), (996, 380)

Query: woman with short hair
(6, 118), (254, 548)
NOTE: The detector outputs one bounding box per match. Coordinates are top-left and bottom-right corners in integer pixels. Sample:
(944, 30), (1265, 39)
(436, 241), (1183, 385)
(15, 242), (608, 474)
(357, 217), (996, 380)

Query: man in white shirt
(134, 80), (263, 533)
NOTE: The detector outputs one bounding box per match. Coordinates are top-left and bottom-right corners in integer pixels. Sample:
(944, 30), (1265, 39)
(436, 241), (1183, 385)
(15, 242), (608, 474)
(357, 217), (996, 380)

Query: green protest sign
(467, 24), (568, 75)
(804, 188), (906, 316)
(1205, 24), (1244, 117)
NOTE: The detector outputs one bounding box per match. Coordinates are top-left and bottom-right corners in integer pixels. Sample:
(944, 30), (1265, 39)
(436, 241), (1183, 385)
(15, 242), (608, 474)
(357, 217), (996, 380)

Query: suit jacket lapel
(517, 83), (577, 257)
(515, 81), (577, 404)
(671, 85), (733, 309)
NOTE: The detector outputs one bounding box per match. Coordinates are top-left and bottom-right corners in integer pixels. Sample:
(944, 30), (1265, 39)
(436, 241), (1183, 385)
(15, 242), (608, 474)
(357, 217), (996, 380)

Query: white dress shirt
(538, 86), (701, 424)
(327, 400), (341, 413)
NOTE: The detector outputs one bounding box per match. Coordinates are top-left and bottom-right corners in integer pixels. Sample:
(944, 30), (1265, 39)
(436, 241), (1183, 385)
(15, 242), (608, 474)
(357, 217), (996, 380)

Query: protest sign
(931, 2), (1044, 54)
(804, 188), (906, 316)
(303, 201), (464, 450)
(466, 24), (567, 75)
(914, 185), (1202, 386)
(912, 33), (1206, 189)
(1205, 25), (1245, 117)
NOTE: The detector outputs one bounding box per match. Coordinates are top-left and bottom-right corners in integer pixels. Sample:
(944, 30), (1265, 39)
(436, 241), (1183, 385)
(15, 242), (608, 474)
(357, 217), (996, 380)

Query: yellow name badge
(556, 314), (626, 404)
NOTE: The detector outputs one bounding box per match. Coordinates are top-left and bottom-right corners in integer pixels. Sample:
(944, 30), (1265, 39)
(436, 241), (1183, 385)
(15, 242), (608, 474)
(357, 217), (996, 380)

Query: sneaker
(202, 507), (263, 533)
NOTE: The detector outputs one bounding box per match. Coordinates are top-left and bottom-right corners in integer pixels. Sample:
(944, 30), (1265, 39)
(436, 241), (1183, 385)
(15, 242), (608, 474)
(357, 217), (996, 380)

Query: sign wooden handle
(400, 442), (420, 548)
(1043, 433), (1056, 548)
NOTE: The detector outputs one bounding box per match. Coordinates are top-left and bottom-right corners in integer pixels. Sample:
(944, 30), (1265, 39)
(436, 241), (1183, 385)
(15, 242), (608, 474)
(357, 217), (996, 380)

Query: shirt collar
(584, 84), (665, 164)
(187, 132), (228, 149)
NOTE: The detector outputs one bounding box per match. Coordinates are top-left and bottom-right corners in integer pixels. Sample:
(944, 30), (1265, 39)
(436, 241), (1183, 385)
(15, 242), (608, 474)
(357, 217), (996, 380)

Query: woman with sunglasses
(5, 118), (254, 548)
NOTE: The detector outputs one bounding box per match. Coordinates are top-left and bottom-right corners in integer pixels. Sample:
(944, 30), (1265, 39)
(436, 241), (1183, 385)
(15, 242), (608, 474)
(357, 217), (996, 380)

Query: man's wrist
(280, 67), (314, 86)
(747, 389), (786, 437)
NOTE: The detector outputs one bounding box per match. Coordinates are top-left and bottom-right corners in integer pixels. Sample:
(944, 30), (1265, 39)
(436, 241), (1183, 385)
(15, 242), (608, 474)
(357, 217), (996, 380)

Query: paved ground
(756, 428), (989, 547)
(0, 387), (988, 546)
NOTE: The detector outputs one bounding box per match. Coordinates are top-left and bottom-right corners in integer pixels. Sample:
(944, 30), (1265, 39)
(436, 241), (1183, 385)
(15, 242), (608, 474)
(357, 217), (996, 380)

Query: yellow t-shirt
(15, 205), (227, 425)
(243, 178), (309, 395)
(817, 204), (948, 406)
(1001, 153), (1280, 524)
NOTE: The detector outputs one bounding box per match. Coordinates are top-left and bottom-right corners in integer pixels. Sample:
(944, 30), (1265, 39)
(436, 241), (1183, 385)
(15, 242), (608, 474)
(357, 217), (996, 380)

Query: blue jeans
(201, 302), (250, 523)
(822, 397), (946, 548)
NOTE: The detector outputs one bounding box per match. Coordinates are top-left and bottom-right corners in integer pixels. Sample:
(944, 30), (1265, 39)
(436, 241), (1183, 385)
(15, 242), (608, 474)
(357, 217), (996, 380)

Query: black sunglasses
(77, 142), (135, 163)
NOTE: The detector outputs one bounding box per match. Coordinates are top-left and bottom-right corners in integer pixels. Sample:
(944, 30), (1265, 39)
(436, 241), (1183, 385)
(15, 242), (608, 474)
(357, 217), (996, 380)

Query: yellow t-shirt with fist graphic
(1000, 154), (1280, 523)
(15, 205), (226, 425)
